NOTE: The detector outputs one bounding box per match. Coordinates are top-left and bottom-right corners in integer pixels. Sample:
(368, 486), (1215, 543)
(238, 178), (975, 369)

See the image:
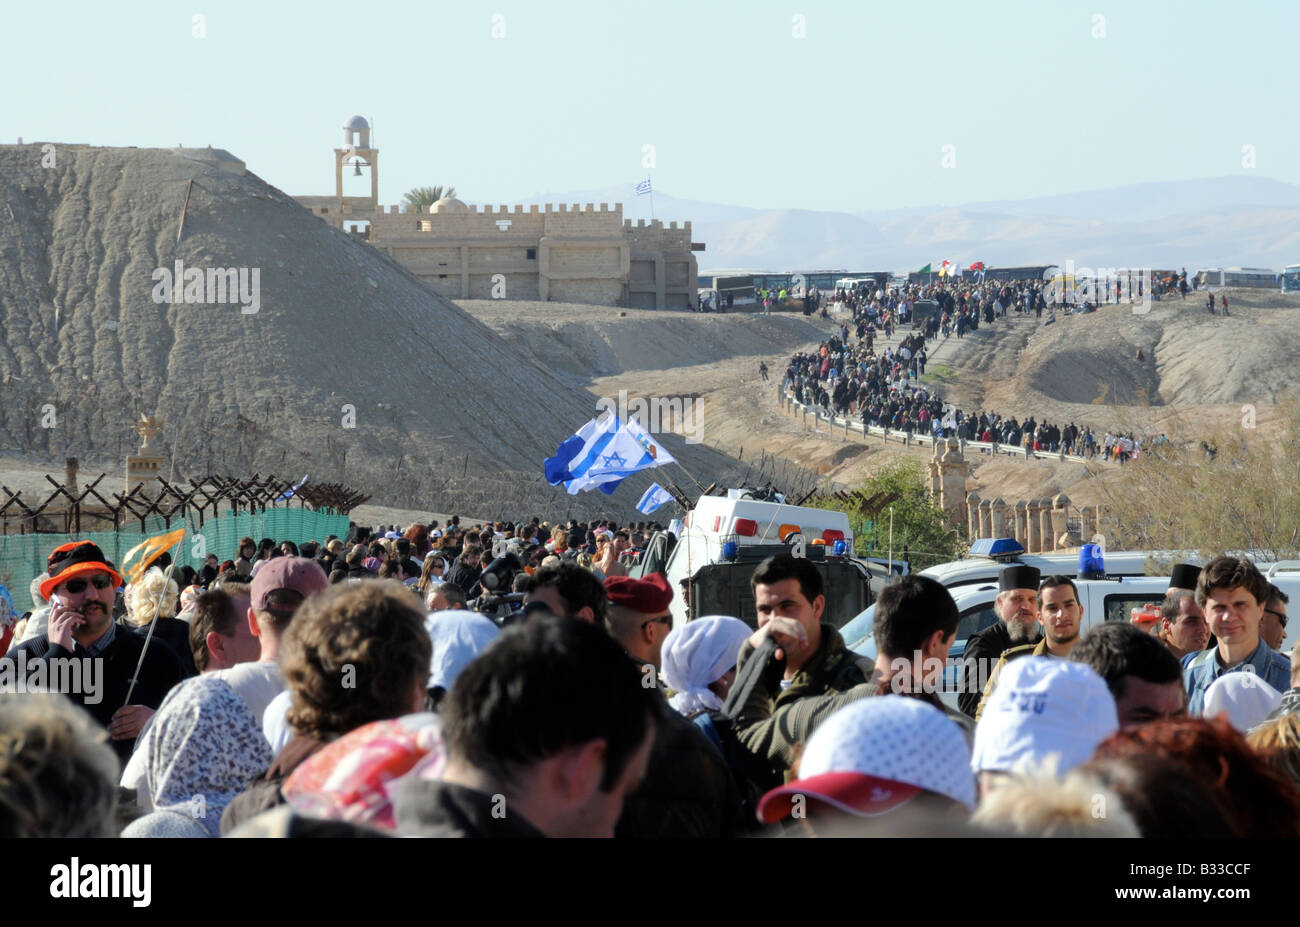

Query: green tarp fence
(0, 508), (350, 615)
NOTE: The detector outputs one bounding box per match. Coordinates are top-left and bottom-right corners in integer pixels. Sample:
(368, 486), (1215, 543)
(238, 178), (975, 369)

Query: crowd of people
(783, 279), (1152, 461)
(2, 526), (1298, 838)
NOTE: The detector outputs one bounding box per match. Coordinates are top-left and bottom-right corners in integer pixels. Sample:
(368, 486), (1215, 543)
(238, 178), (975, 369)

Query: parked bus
(1196, 267), (1277, 289)
(1282, 264), (1300, 293)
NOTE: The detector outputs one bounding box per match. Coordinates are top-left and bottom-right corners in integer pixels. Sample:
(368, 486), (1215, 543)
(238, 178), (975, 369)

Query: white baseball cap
(971, 657), (1117, 775)
(757, 695), (975, 822)
(1203, 673), (1283, 732)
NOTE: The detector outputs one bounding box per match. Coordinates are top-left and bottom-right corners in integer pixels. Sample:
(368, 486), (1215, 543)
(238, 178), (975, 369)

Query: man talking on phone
(1, 541), (183, 762)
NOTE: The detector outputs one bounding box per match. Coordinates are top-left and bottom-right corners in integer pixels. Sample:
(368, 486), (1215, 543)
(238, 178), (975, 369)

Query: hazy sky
(5, 0), (1295, 212)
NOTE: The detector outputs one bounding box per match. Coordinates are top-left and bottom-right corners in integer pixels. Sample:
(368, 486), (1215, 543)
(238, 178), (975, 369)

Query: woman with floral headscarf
(121, 675), (273, 837)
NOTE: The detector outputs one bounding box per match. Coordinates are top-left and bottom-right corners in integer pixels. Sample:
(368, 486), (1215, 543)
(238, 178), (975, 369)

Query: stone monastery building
(295, 117), (702, 310)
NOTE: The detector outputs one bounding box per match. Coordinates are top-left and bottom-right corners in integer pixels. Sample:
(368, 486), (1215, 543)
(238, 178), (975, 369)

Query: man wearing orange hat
(1, 541), (183, 762)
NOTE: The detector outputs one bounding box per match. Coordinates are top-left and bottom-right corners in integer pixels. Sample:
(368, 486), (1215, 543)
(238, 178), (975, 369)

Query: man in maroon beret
(601, 571), (747, 838)
(604, 573), (674, 673)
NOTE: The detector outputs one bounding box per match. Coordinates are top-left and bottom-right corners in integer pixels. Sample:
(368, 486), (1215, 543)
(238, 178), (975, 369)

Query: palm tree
(403, 185), (457, 214)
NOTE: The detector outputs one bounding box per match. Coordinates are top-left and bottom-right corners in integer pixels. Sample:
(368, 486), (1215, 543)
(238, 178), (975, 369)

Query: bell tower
(335, 115), (378, 206)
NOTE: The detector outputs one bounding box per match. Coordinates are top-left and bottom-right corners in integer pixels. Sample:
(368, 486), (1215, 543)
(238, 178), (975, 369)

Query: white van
(1262, 563), (1300, 654)
(653, 491), (883, 628)
(845, 575), (1174, 709)
(920, 538), (1155, 595)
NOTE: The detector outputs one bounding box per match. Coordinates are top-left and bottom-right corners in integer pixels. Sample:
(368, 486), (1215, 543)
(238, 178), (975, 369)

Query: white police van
(638, 490), (887, 629)
(845, 574), (1174, 709)
(922, 538), (1155, 594)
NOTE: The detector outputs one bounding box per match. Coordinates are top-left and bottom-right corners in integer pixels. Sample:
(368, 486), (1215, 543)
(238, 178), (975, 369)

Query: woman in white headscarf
(121, 675), (274, 837)
(660, 616), (753, 717)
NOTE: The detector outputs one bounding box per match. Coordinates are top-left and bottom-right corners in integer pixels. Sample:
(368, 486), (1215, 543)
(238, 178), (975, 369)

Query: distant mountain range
(507, 176), (1300, 273)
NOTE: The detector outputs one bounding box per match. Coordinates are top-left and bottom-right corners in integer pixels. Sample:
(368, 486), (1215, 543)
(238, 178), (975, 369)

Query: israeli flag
(544, 415), (675, 495)
(276, 474), (309, 502)
(636, 483), (673, 514)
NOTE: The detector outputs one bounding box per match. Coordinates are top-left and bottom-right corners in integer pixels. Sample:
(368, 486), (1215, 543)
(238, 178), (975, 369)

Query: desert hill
(0, 144), (821, 518)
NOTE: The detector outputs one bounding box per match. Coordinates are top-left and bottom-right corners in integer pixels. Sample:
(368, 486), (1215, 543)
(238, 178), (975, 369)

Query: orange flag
(121, 526), (187, 586)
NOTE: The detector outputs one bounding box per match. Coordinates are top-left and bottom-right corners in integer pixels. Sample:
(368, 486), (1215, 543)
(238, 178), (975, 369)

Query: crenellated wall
(296, 179), (700, 309)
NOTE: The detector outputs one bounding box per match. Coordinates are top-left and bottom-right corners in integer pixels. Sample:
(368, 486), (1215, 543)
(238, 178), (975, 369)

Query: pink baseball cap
(250, 556), (329, 614)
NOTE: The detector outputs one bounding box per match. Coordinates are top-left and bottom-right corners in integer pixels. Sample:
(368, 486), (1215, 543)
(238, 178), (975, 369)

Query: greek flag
(635, 178), (652, 195)
(636, 483), (673, 514)
(544, 415), (674, 495)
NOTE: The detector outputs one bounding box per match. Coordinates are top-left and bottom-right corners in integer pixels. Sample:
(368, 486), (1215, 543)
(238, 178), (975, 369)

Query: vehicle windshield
(841, 604), (874, 651)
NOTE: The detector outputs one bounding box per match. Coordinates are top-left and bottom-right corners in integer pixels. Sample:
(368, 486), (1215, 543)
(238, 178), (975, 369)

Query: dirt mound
(462, 300), (827, 381)
(1027, 343), (1163, 406)
(0, 144), (761, 518)
(937, 292), (1300, 436)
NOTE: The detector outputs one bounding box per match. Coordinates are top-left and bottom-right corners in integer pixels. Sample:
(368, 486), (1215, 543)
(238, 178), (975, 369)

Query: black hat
(998, 565), (1041, 592)
(1169, 563), (1202, 591)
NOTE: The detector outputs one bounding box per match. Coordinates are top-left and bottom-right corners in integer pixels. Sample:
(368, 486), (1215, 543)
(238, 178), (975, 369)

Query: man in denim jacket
(1183, 556), (1291, 715)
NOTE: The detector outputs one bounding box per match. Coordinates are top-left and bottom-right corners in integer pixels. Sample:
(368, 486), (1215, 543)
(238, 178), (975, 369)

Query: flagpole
(669, 460), (707, 495)
(123, 527), (186, 707)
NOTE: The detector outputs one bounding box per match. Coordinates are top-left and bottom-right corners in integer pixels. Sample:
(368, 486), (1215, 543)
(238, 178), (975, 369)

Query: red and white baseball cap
(757, 695), (975, 823)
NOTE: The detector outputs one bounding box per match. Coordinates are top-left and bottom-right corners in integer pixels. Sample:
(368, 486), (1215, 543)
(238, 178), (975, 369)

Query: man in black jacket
(957, 564), (1043, 718)
(1, 541), (182, 763)
(396, 614), (659, 837)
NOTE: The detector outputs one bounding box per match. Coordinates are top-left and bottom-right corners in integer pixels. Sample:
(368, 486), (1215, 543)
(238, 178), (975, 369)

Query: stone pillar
(1013, 499), (1029, 547)
(1039, 497), (1057, 552)
(937, 439), (971, 530)
(990, 497), (1008, 538)
(1051, 493), (1072, 549)
(979, 497), (994, 539)
(1026, 498), (1042, 552)
(966, 492), (981, 539)
(1080, 505), (1096, 542)
(65, 457), (79, 495)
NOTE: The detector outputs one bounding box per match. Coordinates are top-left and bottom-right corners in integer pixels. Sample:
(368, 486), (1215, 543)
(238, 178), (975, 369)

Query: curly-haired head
(125, 566), (179, 627)
(0, 692), (120, 837)
(281, 580), (432, 741)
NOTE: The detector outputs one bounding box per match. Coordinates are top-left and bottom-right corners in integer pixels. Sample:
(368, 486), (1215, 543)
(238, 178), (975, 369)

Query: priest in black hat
(957, 564), (1044, 718)
(1167, 563), (1201, 595)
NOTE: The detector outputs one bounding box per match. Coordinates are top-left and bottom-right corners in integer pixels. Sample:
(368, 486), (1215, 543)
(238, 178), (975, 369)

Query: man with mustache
(0, 541), (183, 762)
(958, 565), (1043, 718)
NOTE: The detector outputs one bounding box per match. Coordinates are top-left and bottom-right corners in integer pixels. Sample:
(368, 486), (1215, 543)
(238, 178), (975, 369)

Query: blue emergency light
(1078, 543), (1106, 580)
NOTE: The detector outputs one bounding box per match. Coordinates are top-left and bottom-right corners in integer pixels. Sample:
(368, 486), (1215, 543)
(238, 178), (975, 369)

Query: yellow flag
(121, 526), (186, 586)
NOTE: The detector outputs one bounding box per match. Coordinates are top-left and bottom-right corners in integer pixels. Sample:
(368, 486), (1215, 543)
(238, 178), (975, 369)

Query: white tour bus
(1196, 267), (1277, 289)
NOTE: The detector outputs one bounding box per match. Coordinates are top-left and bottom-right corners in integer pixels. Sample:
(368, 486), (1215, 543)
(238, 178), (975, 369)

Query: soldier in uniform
(975, 575), (1085, 720)
(725, 554), (872, 779)
(957, 564), (1043, 718)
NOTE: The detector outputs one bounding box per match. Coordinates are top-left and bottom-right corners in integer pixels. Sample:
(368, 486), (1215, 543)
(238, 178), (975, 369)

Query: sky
(4, 0), (1297, 213)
